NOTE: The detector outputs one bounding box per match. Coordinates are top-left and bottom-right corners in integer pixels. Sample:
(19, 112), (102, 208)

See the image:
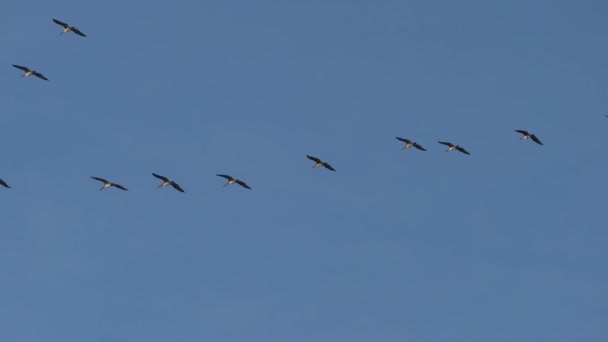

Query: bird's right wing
(112, 184), (129, 191)
(71, 28), (87, 37)
(395, 137), (410, 143)
(33, 72), (49, 81)
(216, 174), (233, 180)
(414, 144), (427, 151)
(323, 163), (336, 171)
(456, 147), (471, 155)
(236, 180), (252, 189)
(530, 135), (543, 145)
(171, 182), (185, 193)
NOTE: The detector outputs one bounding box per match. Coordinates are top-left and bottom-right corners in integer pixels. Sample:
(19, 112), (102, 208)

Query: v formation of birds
(2, 18), (551, 193)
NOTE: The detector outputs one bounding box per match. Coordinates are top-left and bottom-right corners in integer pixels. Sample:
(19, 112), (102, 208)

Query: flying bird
(91, 176), (128, 191)
(152, 173), (185, 193)
(52, 18), (86, 36)
(438, 141), (470, 155)
(515, 130), (543, 145)
(307, 155), (336, 171)
(216, 174), (252, 189)
(0, 179), (10, 189)
(396, 137), (426, 151)
(12, 65), (49, 81)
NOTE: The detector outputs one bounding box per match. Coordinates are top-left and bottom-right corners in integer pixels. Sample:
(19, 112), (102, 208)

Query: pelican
(12, 65), (49, 81)
(0, 179), (10, 189)
(216, 174), (252, 189)
(396, 137), (426, 151)
(91, 176), (128, 191)
(307, 155), (336, 171)
(52, 19), (86, 37)
(152, 173), (185, 193)
(438, 141), (470, 155)
(515, 130), (543, 145)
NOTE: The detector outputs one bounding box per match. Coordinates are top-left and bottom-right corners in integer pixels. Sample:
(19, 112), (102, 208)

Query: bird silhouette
(307, 155), (336, 171)
(438, 141), (470, 155)
(396, 137), (426, 151)
(12, 64), (49, 81)
(515, 130), (543, 145)
(52, 18), (86, 37)
(216, 174), (252, 189)
(91, 176), (128, 191)
(152, 173), (185, 192)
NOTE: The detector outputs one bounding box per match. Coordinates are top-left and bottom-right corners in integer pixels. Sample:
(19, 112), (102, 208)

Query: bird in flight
(307, 155), (336, 171)
(216, 174), (252, 189)
(12, 65), (49, 81)
(152, 173), (185, 192)
(438, 141), (470, 155)
(52, 19), (86, 37)
(396, 137), (426, 151)
(0, 179), (10, 189)
(91, 176), (128, 191)
(515, 130), (543, 145)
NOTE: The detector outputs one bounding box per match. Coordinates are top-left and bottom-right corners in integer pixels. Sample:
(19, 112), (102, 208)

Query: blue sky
(1, 0), (607, 341)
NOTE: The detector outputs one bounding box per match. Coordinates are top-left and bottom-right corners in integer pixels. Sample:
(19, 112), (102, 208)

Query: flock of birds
(1, 18), (548, 193)
(396, 129), (543, 155)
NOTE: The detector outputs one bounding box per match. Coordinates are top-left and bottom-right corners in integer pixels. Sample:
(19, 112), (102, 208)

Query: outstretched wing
(71, 27), (86, 37)
(236, 180), (252, 189)
(306, 155), (321, 163)
(33, 72), (49, 81)
(0, 179), (10, 188)
(152, 173), (169, 182)
(323, 162), (336, 171)
(530, 134), (543, 145)
(438, 141), (453, 147)
(52, 18), (69, 28)
(456, 146), (470, 155)
(395, 137), (411, 144)
(91, 176), (109, 184)
(413, 143), (426, 151)
(112, 183), (129, 191)
(171, 182), (185, 193)
(216, 174), (234, 181)
(12, 64), (30, 72)
(515, 129), (529, 135)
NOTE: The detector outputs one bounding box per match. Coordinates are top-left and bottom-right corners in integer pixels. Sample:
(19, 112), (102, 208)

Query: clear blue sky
(2, 1), (607, 341)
